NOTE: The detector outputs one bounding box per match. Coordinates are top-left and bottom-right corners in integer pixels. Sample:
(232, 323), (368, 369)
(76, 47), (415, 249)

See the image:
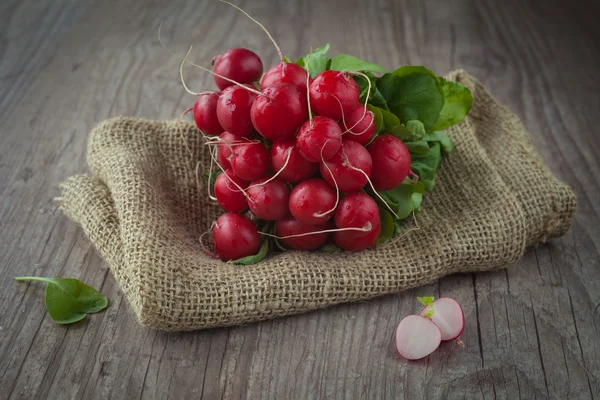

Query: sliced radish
(395, 315), (442, 360)
(419, 297), (465, 342)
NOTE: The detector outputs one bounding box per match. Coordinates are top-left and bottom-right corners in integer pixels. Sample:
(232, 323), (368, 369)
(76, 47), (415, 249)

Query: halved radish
(395, 315), (442, 360)
(419, 297), (465, 342)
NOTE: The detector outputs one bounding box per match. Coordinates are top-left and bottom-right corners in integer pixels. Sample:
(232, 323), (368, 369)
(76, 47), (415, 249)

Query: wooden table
(1, 0), (599, 398)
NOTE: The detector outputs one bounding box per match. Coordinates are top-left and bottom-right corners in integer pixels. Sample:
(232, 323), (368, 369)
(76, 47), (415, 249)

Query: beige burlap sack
(59, 70), (577, 331)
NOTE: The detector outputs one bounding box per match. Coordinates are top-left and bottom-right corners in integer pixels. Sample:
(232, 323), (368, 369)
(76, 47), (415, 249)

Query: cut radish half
(395, 315), (442, 360)
(420, 297), (465, 341)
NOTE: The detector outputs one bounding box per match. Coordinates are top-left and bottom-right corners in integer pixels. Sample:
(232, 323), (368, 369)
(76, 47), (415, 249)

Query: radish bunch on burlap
(162, 1), (473, 264)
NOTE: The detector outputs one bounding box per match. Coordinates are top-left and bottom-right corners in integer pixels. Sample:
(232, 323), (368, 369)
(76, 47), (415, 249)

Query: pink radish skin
(309, 70), (360, 120)
(320, 140), (373, 193)
(217, 132), (249, 170)
(395, 315), (442, 360)
(261, 63), (310, 96)
(339, 107), (375, 145)
(246, 176), (291, 221)
(367, 134), (411, 191)
(217, 84), (258, 137)
(333, 193), (380, 251)
(193, 92), (223, 136)
(214, 169), (249, 213)
(289, 178), (337, 225)
(212, 212), (261, 261)
(231, 142), (269, 181)
(212, 48), (263, 91)
(251, 83), (308, 141)
(275, 217), (332, 250)
(296, 116), (343, 162)
(419, 297), (465, 342)
(271, 141), (319, 183)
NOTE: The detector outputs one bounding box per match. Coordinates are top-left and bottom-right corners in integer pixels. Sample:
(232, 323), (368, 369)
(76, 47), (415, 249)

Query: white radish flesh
(395, 315), (442, 360)
(420, 297), (465, 341)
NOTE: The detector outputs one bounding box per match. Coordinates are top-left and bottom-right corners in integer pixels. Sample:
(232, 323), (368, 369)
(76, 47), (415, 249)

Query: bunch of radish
(162, 1), (473, 263)
(395, 297), (465, 360)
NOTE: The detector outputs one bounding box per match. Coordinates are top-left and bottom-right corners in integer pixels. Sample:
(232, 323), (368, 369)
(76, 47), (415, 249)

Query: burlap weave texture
(59, 71), (577, 331)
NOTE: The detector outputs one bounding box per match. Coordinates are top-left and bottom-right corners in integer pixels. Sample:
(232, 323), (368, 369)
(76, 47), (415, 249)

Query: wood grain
(0, 0), (598, 398)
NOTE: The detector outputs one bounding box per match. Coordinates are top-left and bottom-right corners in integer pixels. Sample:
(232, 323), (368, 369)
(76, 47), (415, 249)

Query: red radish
(212, 48), (263, 90)
(275, 217), (332, 250)
(217, 132), (247, 170)
(309, 70), (359, 120)
(419, 297), (465, 342)
(251, 83), (308, 141)
(271, 141), (319, 183)
(193, 92), (223, 136)
(214, 169), (249, 213)
(212, 212), (261, 261)
(333, 193), (380, 251)
(395, 315), (442, 360)
(289, 178), (337, 225)
(320, 140), (373, 193)
(231, 142), (269, 181)
(217, 84), (257, 137)
(246, 176), (290, 220)
(261, 63), (310, 95)
(339, 106), (375, 145)
(296, 116), (343, 162)
(367, 134), (411, 191)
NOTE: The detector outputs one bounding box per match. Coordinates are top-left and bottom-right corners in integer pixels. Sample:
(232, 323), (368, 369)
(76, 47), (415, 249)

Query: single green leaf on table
(329, 54), (389, 74)
(433, 78), (473, 131)
(377, 67), (444, 131)
(366, 104), (384, 134)
(14, 277), (108, 324)
(375, 207), (395, 245)
(231, 237), (272, 265)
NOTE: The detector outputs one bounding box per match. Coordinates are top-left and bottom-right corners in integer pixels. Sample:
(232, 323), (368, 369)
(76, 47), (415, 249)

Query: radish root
(218, 0), (284, 65)
(313, 139), (339, 218)
(158, 23), (265, 97)
(259, 222), (373, 240)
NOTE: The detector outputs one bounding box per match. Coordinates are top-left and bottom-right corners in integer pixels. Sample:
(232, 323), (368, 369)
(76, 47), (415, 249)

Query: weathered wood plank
(0, 0), (598, 399)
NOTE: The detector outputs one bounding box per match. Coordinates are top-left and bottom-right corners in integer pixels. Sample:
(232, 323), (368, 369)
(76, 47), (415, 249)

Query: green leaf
(366, 104), (383, 134)
(404, 140), (430, 154)
(378, 181), (425, 220)
(354, 72), (389, 110)
(15, 277), (108, 324)
(330, 54), (388, 73)
(283, 56), (291, 63)
(320, 243), (341, 253)
(375, 207), (395, 245)
(231, 238), (271, 265)
(380, 108), (401, 130)
(406, 120), (426, 139)
(295, 44), (331, 78)
(433, 78), (473, 131)
(203, 170), (222, 187)
(417, 296), (435, 306)
(422, 131), (454, 153)
(410, 142), (442, 191)
(393, 66), (439, 80)
(377, 69), (444, 131)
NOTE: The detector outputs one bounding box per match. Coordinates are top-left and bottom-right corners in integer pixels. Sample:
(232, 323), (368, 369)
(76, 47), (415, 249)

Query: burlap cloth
(58, 70), (577, 331)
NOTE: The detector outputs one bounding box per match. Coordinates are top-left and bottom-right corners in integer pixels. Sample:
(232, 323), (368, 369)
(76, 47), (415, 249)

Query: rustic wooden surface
(1, 0), (599, 398)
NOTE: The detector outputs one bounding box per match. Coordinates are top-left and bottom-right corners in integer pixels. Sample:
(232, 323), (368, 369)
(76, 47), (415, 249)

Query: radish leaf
(15, 277), (108, 324)
(330, 54), (388, 74)
(433, 78), (473, 131)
